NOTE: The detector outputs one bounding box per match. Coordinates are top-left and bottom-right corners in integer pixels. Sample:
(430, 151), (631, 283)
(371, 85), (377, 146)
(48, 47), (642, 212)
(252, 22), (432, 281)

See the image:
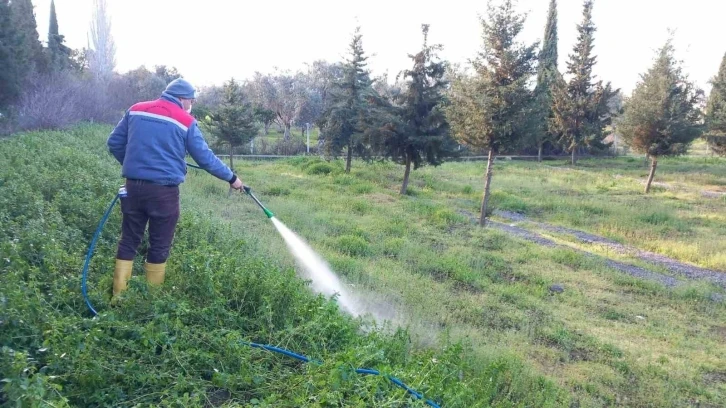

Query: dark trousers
(116, 179), (180, 264)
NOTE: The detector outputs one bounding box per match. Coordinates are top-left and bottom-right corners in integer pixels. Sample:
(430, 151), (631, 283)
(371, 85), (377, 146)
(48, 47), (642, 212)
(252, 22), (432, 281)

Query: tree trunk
(479, 149), (495, 227)
(264, 123), (270, 135)
(571, 148), (577, 166)
(538, 143), (543, 163)
(345, 139), (352, 173)
(229, 143), (234, 172)
(400, 153), (412, 195)
(644, 156), (658, 194)
(283, 123), (291, 140)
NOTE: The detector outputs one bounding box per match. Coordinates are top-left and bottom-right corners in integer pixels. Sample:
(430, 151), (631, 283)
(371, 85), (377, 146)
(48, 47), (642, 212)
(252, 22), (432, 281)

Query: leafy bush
(332, 174), (356, 185)
(349, 200), (371, 215)
(336, 235), (370, 257)
(298, 157), (325, 170)
(431, 208), (466, 226)
(490, 191), (529, 213)
(639, 211), (673, 225)
(264, 186), (291, 196)
(306, 162), (340, 176)
(381, 237), (405, 258)
(352, 182), (374, 194)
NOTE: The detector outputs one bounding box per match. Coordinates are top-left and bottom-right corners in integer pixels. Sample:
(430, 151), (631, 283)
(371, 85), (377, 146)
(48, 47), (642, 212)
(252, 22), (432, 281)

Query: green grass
(2, 124), (725, 407)
(180, 152), (726, 407)
(0, 126), (567, 407)
(453, 157), (726, 270)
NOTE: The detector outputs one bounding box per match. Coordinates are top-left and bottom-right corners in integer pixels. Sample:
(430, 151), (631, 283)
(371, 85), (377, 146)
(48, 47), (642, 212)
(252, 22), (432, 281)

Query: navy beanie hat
(164, 78), (196, 99)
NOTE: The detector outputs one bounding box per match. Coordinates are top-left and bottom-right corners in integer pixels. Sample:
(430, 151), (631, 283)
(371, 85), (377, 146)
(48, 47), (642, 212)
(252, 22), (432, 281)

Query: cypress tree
(9, 0), (45, 73)
(618, 38), (704, 193)
(705, 53), (726, 156)
(49, 0), (58, 39)
(47, 0), (73, 71)
(0, 0), (21, 109)
(532, 0), (559, 162)
(549, 0), (616, 165)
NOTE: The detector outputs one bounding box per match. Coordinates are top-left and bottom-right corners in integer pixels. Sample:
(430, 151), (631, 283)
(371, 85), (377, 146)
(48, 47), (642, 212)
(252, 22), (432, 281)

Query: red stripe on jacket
(129, 99), (194, 129)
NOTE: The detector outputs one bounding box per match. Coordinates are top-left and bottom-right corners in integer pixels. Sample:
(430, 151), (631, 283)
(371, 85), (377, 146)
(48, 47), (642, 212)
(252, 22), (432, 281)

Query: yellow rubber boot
(144, 262), (166, 285)
(112, 259), (134, 296)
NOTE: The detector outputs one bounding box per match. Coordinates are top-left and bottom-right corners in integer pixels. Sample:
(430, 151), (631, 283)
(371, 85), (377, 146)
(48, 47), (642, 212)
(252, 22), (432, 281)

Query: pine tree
(9, 0), (45, 74)
(445, 0), (538, 226)
(372, 25), (457, 195)
(318, 26), (377, 173)
(203, 79), (259, 171)
(549, 0), (616, 165)
(0, 0), (21, 109)
(532, 0), (559, 162)
(705, 53), (726, 156)
(47, 0), (73, 71)
(618, 38), (704, 193)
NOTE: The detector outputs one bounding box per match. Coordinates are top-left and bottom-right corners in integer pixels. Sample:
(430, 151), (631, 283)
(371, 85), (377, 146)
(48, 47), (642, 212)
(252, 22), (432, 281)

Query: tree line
(0, 0), (184, 131)
(1, 0), (725, 226)
(191, 0), (726, 227)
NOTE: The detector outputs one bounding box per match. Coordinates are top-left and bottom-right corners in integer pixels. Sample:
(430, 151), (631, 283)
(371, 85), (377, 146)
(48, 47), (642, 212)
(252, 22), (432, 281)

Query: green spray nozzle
(243, 186), (275, 219)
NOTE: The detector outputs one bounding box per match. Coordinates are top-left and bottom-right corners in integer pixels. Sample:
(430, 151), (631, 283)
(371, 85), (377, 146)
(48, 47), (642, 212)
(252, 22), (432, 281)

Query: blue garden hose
(242, 342), (441, 407)
(80, 162), (442, 407)
(81, 192), (120, 317)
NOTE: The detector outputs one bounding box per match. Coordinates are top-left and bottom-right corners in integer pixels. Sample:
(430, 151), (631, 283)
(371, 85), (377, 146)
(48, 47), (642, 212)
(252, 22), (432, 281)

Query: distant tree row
(0, 0), (182, 131)
(2, 0), (725, 225)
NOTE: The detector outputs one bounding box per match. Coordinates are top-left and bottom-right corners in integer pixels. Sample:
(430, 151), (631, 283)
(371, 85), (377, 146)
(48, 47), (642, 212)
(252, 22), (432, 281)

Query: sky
(31, 0), (726, 95)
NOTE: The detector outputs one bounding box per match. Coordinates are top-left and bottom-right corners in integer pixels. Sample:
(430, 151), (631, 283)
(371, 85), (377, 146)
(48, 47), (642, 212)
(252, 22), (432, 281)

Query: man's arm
(107, 111), (129, 164)
(186, 122), (236, 183)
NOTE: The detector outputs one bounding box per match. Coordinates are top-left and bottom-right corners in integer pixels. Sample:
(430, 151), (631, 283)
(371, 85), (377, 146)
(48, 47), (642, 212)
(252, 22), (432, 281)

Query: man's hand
(230, 177), (243, 190)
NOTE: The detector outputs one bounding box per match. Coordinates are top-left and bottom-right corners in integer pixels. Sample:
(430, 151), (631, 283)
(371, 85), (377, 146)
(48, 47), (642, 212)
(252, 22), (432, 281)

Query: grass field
(1, 126), (566, 407)
(1, 124), (725, 407)
(182, 151), (726, 407)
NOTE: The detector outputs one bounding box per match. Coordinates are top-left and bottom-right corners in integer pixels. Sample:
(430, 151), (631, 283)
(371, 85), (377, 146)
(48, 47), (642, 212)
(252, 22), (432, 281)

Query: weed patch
(1, 126), (573, 407)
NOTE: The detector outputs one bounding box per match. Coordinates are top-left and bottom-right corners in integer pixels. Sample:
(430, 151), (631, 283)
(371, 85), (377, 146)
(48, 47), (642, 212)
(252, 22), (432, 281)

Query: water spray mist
(241, 186), (359, 316)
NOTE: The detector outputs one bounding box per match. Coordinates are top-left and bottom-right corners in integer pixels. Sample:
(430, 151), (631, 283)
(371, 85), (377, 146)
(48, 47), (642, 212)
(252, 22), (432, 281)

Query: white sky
(31, 0), (725, 94)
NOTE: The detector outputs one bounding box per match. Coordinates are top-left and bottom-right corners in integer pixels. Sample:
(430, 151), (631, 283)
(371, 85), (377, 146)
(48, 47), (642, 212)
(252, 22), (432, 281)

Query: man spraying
(107, 78), (243, 297)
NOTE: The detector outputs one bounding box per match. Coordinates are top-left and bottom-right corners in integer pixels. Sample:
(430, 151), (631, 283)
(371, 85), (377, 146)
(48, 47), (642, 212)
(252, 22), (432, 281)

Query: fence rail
(214, 154), (614, 161)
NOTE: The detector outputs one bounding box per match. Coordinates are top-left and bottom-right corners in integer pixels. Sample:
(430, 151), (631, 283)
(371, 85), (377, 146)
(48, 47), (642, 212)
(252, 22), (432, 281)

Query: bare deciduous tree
(88, 0), (116, 83)
(250, 70), (299, 140)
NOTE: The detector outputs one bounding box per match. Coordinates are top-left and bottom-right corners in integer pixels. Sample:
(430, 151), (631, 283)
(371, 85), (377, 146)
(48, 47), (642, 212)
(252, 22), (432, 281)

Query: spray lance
(242, 185), (274, 219)
(228, 185), (274, 218)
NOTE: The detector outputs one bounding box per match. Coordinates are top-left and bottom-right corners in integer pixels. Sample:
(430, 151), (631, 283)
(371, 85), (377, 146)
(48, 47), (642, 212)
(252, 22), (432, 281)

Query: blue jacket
(107, 92), (234, 186)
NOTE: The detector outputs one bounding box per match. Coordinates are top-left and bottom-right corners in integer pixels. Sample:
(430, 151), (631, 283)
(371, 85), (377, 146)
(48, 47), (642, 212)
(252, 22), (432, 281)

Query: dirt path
(486, 219), (683, 288)
(456, 209), (726, 293)
(491, 211), (726, 288)
(494, 210), (726, 289)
